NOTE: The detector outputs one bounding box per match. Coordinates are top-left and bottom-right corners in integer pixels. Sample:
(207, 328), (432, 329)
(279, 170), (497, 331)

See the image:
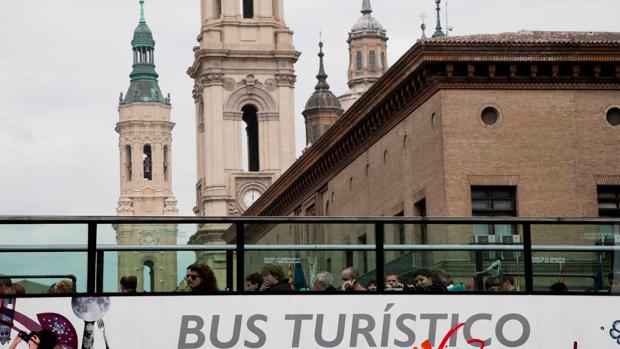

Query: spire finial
(315, 37), (329, 91)
(361, 0), (372, 15)
(139, 0), (146, 23)
(432, 0), (445, 38)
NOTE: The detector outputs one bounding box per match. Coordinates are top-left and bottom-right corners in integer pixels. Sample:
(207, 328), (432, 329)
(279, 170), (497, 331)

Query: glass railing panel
(244, 223), (376, 292)
(383, 223), (525, 293)
(531, 223), (620, 293)
(0, 252), (87, 294)
(97, 223), (236, 293)
(0, 224), (88, 295)
(0, 224), (87, 245)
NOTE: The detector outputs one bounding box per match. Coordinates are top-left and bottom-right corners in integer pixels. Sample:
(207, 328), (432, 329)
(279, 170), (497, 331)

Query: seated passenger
(186, 263), (218, 293)
(260, 264), (292, 292)
(50, 279), (74, 294)
(412, 269), (448, 292)
(550, 282), (568, 293)
(244, 273), (262, 292)
(484, 276), (501, 292)
(0, 278), (14, 295)
(11, 283), (25, 295)
(385, 272), (404, 291)
(366, 281), (378, 292)
(312, 271), (337, 292)
(120, 275), (137, 293)
(433, 269), (464, 291)
(502, 276), (517, 292)
(340, 266), (366, 291)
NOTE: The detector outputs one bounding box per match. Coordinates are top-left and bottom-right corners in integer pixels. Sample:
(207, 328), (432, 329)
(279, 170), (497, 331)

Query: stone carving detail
(275, 73), (296, 87)
(223, 78), (236, 91)
(192, 82), (203, 103)
(238, 74), (264, 95)
(200, 73), (224, 86)
(264, 79), (277, 91)
(164, 197), (179, 215)
(116, 197), (134, 216)
(227, 201), (241, 215)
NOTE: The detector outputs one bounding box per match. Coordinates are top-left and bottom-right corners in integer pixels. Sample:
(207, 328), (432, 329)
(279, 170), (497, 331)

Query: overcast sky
(1, 0), (619, 217)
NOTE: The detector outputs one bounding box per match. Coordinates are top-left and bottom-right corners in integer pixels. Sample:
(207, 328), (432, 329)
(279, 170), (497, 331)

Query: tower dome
(303, 41), (343, 145)
(350, 0), (386, 34)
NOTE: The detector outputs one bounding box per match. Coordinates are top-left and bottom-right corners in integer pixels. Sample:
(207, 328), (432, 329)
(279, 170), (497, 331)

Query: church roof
(425, 30), (620, 45)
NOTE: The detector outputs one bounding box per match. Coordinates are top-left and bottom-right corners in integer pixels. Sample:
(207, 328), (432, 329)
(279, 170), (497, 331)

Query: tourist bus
(0, 216), (618, 348)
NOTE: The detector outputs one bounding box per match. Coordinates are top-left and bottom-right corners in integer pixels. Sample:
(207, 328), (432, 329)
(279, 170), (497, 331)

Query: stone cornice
(243, 37), (620, 218)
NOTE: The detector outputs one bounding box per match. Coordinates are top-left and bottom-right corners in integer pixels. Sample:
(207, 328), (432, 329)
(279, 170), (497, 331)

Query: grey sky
(0, 0), (619, 217)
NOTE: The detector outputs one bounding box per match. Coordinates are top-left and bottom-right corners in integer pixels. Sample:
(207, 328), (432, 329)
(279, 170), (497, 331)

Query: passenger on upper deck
(244, 273), (262, 292)
(0, 278), (14, 295)
(340, 267), (366, 291)
(260, 264), (292, 292)
(384, 272), (404, 292)
(312, 271), (337, 292)
(120, 275), (137, 293)
(411, 269), (448, 292)
(186, 263), (218, 293)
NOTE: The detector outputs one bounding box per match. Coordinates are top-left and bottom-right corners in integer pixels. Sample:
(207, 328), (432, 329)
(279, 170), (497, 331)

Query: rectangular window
(598, 186), (620, 217)
(471, 186), (518, 261)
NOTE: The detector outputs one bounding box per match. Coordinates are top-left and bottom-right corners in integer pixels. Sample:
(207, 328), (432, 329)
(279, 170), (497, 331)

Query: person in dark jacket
(260, 263), (292, 292)
(411, 268), (448, 292)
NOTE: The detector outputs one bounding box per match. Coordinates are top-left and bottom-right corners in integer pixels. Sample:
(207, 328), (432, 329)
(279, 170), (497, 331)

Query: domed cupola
(303, 41), (343, 145)
(351, 0), (386, 35)
(121, 0), (168, 105)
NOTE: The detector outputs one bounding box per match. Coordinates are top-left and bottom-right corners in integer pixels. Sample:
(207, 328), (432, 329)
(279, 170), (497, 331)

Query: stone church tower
(188, 0), (299, 217)
(339, 0), (388, 111)
(114, 0), (178, 292)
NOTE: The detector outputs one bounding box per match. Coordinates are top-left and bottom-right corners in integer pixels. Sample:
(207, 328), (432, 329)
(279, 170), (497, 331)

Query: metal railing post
(375, 223), (385, 294)
(523, 223), (534, 293)
(236, 222), (245, 294)
(87, 223), (97, 293)
(96, 250), (104, 293)
(226, 250), (234, 293)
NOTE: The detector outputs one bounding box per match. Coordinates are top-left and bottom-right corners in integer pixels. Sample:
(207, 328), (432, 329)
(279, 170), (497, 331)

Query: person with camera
(8, 330), (57, 349)
(384, 272), (404, 292)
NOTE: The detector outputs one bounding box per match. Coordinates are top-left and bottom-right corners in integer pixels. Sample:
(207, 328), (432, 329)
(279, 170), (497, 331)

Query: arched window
(143, 145), (152, 180)
(369, 50), (376, 72)
(381, 52), (386, 72)
(242, 105), (259, 171)
(356, 52), (363, 71)
(125, 145), (132, 181)
(163, 145), (169, 181)
(241, 0), (254, 18)
(143, 260), (155, 292)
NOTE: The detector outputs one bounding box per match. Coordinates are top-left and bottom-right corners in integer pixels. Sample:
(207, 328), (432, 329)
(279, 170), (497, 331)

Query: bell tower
(188, 0), (299, 217)
(339, 0), (388, 111)
(115, 0), (178, 292)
